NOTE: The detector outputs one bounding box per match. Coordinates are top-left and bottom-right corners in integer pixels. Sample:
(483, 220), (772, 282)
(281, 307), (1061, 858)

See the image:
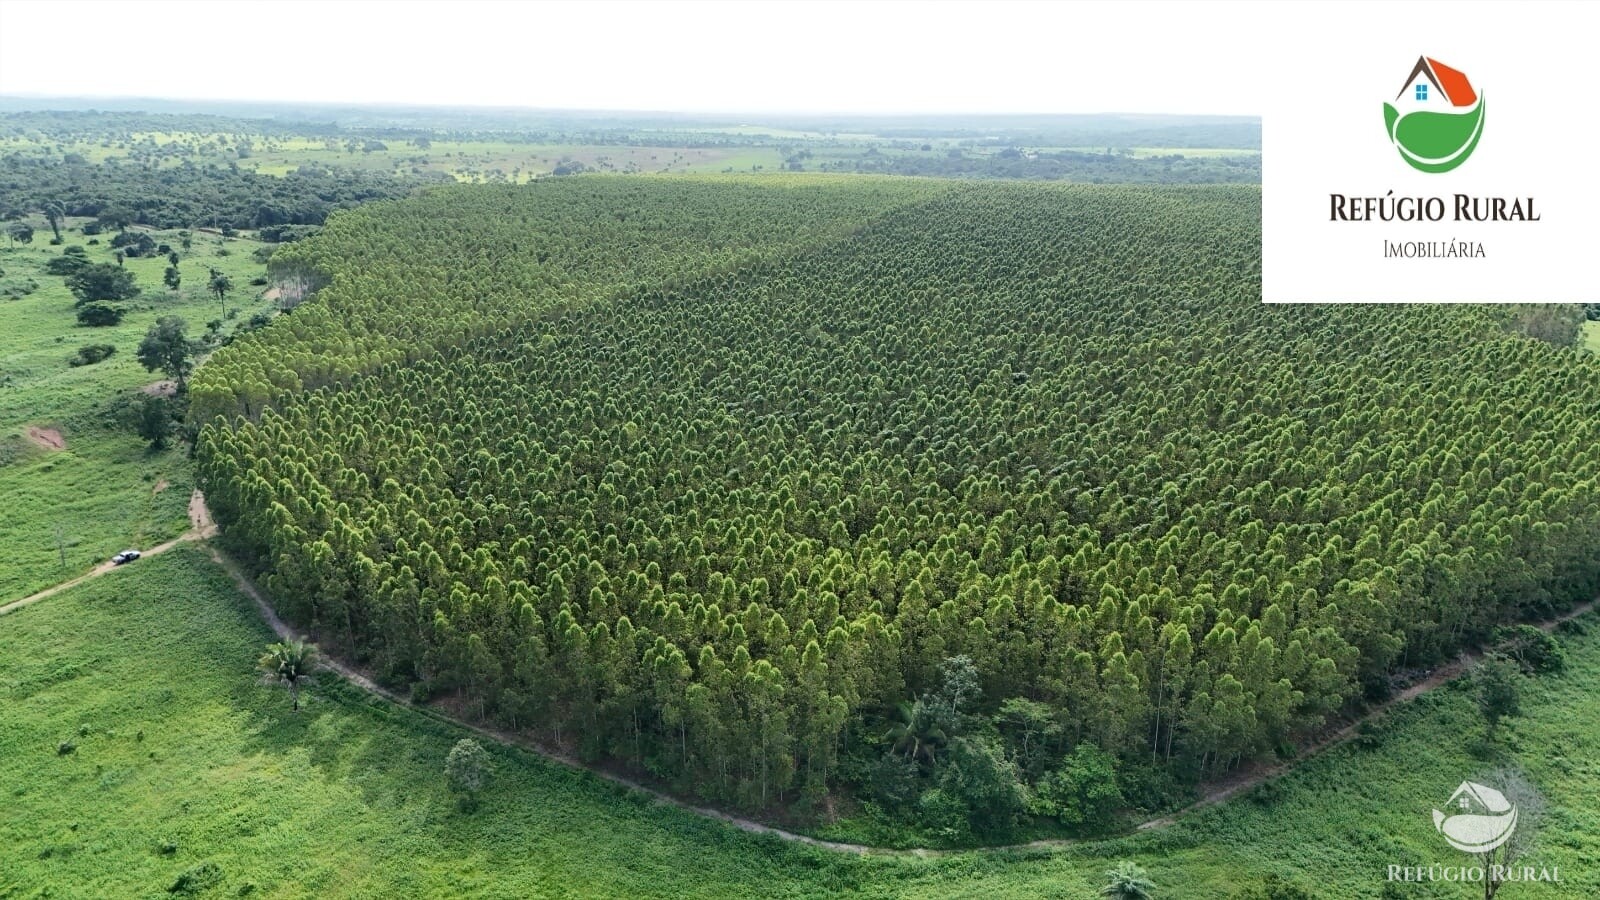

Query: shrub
(916, 788), (970, 841)
(1031, 744), (1125, 829)
(69, 344), (116, 367)
(1496, 624), (1566, 674)
(1233, 873), (1317, 900)
(445, 738), (495, 812)
(1, 278), (37, 299)
(935, 735), (1027, 836)
(45, 253), (90, 276)
(57, 740), (76, 755)
(861, 753), (920, 812)
(76, 302), (125, 327)
(168, 861), (222, 894)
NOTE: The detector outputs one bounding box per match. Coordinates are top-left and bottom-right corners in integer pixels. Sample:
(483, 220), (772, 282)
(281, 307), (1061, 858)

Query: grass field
(3, 546), (1596, 898)
(0, 221), (272, 600)
(1583, 320), (1600, 355)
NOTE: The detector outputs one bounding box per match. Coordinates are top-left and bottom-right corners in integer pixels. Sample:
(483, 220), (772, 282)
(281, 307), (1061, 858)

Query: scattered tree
(885, 699), (948, 767)
(1475, 768), (1545, 900)
(137, 315), (193, 390)
(136, 396), (174, 449)
(934, 734), (1028, 835)
(164, 265), (182, 293)
(66, 262), (140, 306)
(1474, 655), (1521, 742)
(445, 738), (495, 811)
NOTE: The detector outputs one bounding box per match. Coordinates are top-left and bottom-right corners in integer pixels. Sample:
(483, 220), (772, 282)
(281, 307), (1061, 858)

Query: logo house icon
(1433, 781), (1519, 853)
(1383, 57), (1485, 173)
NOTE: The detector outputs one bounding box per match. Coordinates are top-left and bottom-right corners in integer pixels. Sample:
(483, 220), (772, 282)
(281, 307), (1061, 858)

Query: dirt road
(0, 490), (217, 618)
(4, 490), (1596, 855)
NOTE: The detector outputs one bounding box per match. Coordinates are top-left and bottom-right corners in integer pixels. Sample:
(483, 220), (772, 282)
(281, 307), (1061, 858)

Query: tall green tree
(136, 396), (173, 449)
(136, 316), (194, 391)
(1474, 655), (1521, 742)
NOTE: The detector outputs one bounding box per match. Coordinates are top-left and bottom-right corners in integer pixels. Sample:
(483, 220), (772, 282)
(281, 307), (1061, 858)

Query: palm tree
(208, 268), (233, 316)
(42, 200), (66, 243)
(1100, 861), (1155, 900)
(884, 698), (947, 767)
(259, 640), (317, 712)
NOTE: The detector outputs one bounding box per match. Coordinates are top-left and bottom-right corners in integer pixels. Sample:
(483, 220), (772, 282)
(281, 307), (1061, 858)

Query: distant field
(1052, 146), (1264, 158)
(0, 220), (272, 599)
(3, 547), (1596, 898)
(0, 133), (756, 181)
(1584, 320), (1600, 354)
(0, 124), (1262, 183)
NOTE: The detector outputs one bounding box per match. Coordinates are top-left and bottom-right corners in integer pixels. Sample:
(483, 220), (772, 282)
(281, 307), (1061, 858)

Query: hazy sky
(0, 0), (1274, 116)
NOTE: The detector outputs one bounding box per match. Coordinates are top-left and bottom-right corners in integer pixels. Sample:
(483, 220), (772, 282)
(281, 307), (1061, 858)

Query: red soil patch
(24, 426), (65, 451)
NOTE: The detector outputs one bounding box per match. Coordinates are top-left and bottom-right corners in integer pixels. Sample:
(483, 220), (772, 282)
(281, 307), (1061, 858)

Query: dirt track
(0, 490), (217, 618)
(4, 491), (1596, 854)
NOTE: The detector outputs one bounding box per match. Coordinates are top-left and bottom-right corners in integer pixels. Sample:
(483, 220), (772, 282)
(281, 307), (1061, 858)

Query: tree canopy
(195, 178), (1600, 828)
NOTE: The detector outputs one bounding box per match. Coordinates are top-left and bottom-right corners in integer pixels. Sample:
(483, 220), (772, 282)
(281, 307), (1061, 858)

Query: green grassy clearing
(3, 546), (1596, 898)
(0, 220), (272, 600)
(1582, 321), (1600, 355)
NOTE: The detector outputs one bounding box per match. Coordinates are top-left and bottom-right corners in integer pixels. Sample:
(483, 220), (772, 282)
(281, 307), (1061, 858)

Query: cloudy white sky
(0, 0), (1278, 116)
(0, 1), (1578, 117)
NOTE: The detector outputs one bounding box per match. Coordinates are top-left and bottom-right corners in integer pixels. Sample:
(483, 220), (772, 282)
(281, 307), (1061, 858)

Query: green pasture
(3, 546), (1595, 898)
(0, 219), (272, 600)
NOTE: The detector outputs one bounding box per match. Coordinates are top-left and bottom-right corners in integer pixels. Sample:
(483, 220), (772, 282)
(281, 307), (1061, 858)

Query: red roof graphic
(1427, 58), (1477, 107)
(1396, 57), (1477, 108)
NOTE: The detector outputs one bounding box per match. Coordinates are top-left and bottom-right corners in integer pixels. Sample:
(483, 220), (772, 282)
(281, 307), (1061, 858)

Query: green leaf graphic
(1385, 98), (1485, 173)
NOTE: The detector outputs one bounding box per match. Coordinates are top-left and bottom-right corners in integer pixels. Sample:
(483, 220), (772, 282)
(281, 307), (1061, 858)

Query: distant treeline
(0, 107), (1262, 153)
(0, 109), (344, 140)
(0, 155), (427, 230)
(831, 148), (1261, 183)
